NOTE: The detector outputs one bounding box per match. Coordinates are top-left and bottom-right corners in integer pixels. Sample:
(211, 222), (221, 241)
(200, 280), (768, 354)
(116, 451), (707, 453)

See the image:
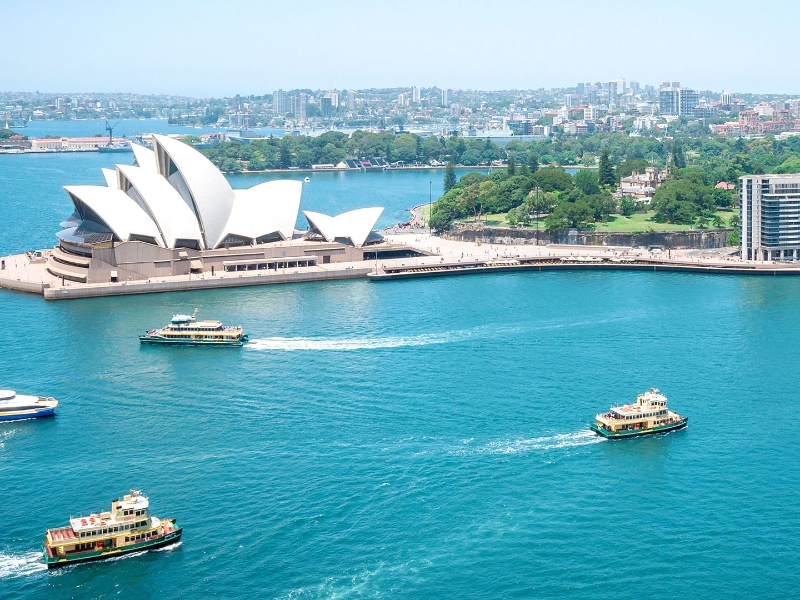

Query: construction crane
(104, 119), (122, 147)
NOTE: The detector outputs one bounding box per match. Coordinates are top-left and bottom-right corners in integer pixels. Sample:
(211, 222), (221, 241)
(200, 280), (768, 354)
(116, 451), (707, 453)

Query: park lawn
(593, 210), (736, 232)
(456, 209), (737, 232)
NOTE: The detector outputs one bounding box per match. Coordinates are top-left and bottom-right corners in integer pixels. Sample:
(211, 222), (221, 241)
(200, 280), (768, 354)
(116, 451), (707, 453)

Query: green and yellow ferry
(140, 308), (248, 346)
(591, 388), (688, 439)
(43, 490), (182, 568)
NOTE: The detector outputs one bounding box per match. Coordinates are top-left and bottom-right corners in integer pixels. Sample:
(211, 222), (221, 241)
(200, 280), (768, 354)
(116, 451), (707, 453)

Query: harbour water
(2, 158), (800, 598)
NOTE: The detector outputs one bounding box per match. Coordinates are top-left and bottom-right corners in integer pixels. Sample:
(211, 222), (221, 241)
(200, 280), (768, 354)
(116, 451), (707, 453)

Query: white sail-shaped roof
(223, 180), (302, 243)
(64, 185), (164, 246)
(101, 168), (118, 188)
(152, 134), (235, 249)
(130, 143), (157, 172)
(303, 207), (384, 247)
(116, 164), (205, 249)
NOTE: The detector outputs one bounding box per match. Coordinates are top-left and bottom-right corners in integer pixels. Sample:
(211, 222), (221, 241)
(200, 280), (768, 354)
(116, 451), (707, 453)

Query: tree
(545, 200), (592, 232)
(617, 158), (650, 179)
(711, 214), (725, 228)
(279, 141), (292, 169)
(531, 168), (574, 193)
(728, 213), (740, 228)
(672, 143), (686, 169)
(727, 229), (741, 246)
(528, 152), (539, 173)
(620, 197), (636, 216)
(443, 162), (456, 193)
(573, 169), (601, 195)
(507, 155), (516, 176)
(598, 149), (616, 186)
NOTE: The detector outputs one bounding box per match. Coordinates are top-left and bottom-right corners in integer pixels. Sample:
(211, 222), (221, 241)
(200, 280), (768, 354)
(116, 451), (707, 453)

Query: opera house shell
(49, 134), (386, 284)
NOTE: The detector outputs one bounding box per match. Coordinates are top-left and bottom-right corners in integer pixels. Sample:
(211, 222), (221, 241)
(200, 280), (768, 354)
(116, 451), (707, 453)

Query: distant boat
(98, 144), (132, 153)
(0, 390), (58, 422)
(304, 177), (310, 183)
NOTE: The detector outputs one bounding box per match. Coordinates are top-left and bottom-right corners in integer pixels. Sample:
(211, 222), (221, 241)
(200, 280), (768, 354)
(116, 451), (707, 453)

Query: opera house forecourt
(0, 135), (424, 299)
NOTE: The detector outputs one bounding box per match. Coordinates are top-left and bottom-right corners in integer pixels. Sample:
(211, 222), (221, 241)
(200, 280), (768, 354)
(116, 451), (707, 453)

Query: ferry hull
(44, 529), (182, 569)
(0, 407), (56, 422)
(591, 417), (688, 439)
(139, 336), (246, 347)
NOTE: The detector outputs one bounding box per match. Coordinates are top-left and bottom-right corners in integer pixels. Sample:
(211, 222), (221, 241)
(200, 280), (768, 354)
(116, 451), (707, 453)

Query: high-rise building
(588, 90), (598, 105)
(564, 94), (573, 108)
(324, 91), (339, 108)
(273, 89), (287, 114)
(347, 90), (356, 110)
(290, 93), (308, 119)
(629, 81), (640, 94)
(720, 91), (731, 107)
(741, 174), (800, 261)
(441, 88), (448, 107)
(659, 86), (698, 116)
(608, 82), (618, 107)
(412, 86), (421, 103)
(321, 97), (332, 118)
(584, 105), (597, 121)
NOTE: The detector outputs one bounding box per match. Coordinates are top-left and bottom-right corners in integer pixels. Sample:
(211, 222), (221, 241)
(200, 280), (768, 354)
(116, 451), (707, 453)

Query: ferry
(43, 490), (182, 568)
(139, 308), (248, 346)
(0, 390), (58, 421)
(591, 388), (687, 439)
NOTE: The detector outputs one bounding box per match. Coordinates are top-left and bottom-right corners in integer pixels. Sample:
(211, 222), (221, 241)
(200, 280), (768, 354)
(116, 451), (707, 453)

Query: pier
(4, 233), (800, 301)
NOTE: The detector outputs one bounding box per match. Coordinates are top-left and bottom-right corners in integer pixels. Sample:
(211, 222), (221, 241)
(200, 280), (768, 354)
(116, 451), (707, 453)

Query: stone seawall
(444, 225), (734, 249)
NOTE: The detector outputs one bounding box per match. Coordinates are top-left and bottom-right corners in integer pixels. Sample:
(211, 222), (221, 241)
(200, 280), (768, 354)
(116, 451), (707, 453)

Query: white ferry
(591, 388), (687, 439)
(139, 308), (248, 346)
(0, 390), (58, 421)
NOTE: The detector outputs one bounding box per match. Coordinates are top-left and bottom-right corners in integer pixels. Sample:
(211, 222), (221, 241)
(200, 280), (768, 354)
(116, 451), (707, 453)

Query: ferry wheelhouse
(591, 388), (687, 439)
(43, 490), (181, 568)
(0, 390), (58, 422)
(139, 308), (248, 346)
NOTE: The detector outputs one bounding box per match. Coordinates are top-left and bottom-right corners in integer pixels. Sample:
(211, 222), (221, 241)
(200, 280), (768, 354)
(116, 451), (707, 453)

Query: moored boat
(591, 388), (687, 439)
(0, 390), (58, 422)
(43, 490), (182, 569)
(139, 308), (248, 346)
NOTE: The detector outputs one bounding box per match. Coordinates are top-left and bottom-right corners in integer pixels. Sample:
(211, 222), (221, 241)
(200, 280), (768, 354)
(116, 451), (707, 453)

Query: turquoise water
(2, 157), (800, 598)
(16, 118), (285, 139)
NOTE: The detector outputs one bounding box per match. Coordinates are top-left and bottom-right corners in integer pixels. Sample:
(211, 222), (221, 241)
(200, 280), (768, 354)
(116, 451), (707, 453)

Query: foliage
(443, 162), (456, 193)
(573, 169), (600, 195)
(598, 149), (616, 186)
(727, 229), (741, 245)
(530, 168), (574, 193)
(617, 158), (650, 179)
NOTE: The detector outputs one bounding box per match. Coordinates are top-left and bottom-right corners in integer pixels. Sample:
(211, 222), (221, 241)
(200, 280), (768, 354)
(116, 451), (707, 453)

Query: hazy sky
(6, 0), (799, 96)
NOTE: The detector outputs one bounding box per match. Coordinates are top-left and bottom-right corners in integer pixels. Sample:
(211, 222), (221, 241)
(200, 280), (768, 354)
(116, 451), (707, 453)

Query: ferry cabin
(593, 390), (681, 434)
(45, 491), (168, 559)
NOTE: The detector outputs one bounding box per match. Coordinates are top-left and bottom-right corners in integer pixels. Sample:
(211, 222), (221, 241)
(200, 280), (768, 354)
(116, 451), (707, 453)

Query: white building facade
(741, 174), (800, 261)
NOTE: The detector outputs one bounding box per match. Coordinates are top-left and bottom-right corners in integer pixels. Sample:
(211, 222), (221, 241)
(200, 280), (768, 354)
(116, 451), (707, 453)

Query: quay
(4, 233), (800, 301)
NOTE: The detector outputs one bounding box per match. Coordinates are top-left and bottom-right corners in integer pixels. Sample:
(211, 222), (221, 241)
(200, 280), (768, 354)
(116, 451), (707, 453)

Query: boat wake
(0, 551), (47, 579)
(246, 329), (484, 352)
(153, 540), (182, 552)
(462, 430), (604, 456)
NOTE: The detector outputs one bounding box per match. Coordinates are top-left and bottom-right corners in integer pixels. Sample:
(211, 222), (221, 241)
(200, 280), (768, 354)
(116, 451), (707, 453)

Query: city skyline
(5, 0), (800, 97)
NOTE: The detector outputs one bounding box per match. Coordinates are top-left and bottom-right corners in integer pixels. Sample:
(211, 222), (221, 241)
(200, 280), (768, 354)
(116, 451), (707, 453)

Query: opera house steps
(46, 260), (88, 284)
(50, 246), (91, 268)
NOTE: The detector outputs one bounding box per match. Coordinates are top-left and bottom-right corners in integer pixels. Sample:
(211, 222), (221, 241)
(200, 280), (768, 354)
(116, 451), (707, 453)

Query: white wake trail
(246, 329), (481, 351)
(474, 430), (604, 455)
(0, 551), (47, 579)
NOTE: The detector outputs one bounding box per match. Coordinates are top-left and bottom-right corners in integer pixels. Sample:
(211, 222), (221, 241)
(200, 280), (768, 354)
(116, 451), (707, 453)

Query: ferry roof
(0, 390), (16, 400)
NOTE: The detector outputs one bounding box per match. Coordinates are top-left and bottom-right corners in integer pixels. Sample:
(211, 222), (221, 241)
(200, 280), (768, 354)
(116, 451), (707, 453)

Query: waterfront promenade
(3, 233), (800, 300)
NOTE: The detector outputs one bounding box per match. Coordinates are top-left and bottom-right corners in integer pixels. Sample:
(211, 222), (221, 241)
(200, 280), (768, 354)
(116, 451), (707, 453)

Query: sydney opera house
(47, 134), (403, 284)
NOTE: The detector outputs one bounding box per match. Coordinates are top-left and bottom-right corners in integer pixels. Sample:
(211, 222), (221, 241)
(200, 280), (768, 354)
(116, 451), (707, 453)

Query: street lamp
(429, 180), (432, 235)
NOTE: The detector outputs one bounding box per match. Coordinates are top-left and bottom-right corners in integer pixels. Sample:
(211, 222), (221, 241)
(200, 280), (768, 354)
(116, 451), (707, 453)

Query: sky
(4, 0), (799, 97)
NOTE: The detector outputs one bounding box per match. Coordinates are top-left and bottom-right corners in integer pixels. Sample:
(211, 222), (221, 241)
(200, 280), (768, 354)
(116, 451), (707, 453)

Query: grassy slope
(460, 210), (736, 233)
